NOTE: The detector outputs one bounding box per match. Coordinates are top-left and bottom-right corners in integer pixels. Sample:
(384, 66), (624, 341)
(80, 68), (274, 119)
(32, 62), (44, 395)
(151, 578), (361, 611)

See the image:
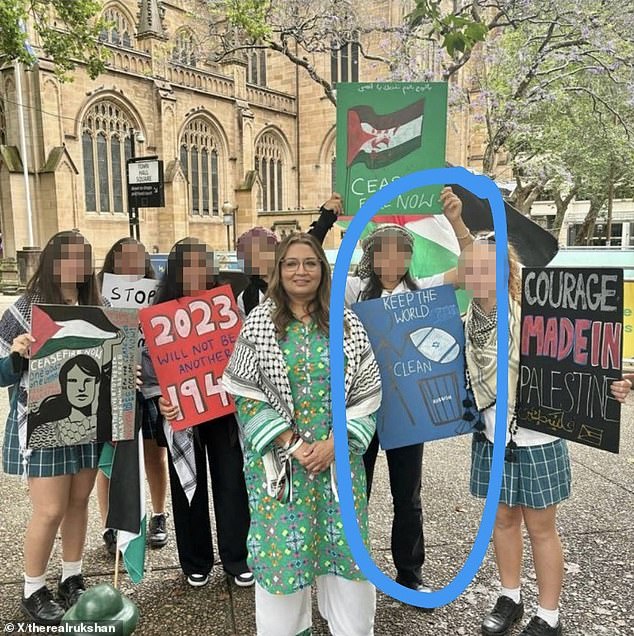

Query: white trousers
(255, 575), (376, 636)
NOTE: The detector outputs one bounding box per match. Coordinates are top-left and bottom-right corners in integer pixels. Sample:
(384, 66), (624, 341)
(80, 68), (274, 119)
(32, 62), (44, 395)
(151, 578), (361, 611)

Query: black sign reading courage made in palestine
(517, 268), (623, 453)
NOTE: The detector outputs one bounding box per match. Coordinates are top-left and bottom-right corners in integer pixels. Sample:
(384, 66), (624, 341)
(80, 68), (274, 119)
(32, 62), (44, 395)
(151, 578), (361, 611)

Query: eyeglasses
(280, 257), (322, 272)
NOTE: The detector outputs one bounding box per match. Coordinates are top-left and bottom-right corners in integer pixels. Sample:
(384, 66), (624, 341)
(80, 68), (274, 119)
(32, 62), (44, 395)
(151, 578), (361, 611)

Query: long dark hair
(267, 233), (331, 337)
(153, 237), (216, 304)
(27, 231), (102, 305)
(29, 355), (101, 426)
(99, 237), (154, 283)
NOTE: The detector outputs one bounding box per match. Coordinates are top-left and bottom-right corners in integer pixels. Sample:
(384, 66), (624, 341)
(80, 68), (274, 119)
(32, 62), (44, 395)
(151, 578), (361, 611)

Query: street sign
(126, 156), (165, 208)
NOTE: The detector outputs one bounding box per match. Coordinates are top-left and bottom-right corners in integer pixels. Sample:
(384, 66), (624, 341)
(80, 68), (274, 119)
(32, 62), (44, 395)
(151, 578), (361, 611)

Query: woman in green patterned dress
(223, 233), (382, 636)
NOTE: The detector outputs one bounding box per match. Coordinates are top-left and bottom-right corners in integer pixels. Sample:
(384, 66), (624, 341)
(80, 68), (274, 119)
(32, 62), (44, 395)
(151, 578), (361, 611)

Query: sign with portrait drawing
(27, 305), (139, 448)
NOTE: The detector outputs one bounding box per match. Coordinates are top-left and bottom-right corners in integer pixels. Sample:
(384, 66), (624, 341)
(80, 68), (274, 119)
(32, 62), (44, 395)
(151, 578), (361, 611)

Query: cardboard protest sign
(517, 268), (623, 453)
(101, 273), (159, 309)
(27, 305), (139, 448)
(336, 82), (448, 221)
(352, 285), (471, 449)
(139, 285), (241, 430)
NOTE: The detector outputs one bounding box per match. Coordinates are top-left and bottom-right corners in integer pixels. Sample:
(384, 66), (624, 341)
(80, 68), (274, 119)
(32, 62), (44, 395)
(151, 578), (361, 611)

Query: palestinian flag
(99, 424), (146, 584)
(347, 100), (424, 169)
(31, 305), (119, 359)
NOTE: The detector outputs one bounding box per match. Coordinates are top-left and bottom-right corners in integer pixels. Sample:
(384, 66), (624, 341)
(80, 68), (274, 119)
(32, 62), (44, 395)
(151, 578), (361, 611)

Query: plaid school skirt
(141, 395), (164, 442)
(2, 407), (101, 478)
(470, 435), (571, 510)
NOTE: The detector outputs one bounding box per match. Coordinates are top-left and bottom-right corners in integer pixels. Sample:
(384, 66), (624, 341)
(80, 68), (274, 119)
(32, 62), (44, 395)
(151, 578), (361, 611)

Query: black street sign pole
(128, 130), (139, 240)
(127, 152), (164, 243)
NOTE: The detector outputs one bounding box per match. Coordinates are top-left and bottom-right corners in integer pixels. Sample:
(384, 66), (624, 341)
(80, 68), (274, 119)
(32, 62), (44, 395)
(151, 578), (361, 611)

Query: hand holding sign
(139, 285), (242, 429)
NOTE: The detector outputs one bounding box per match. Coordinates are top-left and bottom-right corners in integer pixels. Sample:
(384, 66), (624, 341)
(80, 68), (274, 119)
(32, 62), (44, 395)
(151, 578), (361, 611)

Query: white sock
(61, 560), (82, 582)
(24, 573), (47, 599)
(152, 512), (164, 517)
(536, 606), (560, 628)
(500, 586), (521, 604)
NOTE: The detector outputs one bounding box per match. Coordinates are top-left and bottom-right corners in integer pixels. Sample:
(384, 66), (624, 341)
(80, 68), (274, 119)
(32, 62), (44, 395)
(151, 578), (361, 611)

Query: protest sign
(27, 305), (139, 448)
(517, 268), (623, 453)
(139, 285), (241, 430)
(352, 284), (471, 449)
(102, 273), (159, 309)
(336, 82), (448, 221)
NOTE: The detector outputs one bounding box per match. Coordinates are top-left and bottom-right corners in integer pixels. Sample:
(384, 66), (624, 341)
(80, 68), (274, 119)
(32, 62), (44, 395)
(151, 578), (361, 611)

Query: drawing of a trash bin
(418, 372), (462, 425)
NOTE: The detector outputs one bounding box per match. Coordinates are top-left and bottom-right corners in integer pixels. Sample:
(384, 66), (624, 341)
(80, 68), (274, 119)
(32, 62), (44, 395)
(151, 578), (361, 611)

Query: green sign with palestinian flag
(336, 82), (462, 283)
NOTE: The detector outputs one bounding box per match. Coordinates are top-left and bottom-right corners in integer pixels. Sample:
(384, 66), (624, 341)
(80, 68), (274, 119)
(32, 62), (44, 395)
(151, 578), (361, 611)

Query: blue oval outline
(330, 166), (509, 608)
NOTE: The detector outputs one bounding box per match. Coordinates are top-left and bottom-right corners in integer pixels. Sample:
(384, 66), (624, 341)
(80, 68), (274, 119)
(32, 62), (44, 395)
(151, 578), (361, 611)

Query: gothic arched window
(81, 99), (136, 213)
(330, 36), (360, 85)
(255, 131), (286, 212)
(172, 29), (198, 67)
(246, 49), (267, 86)
(180, 117), (222, 216)
(99, 5), (135, 48)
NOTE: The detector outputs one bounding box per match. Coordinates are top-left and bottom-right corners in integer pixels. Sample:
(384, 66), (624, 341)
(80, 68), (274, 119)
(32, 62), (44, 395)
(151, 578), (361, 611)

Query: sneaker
(186, 573), (209, 588)
(482, 595), (524, 636)
(21, 586), (65, 626)
(148, 513), (168, 549)
(234, 571), (255, 587)
(519, 616), (563, 636)
(103, 528), (117, 557)
(57, 574), (86, 610)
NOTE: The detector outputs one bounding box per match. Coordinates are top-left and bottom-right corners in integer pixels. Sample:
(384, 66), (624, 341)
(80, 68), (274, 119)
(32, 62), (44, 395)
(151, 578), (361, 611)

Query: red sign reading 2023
(139, 285), (241, 430)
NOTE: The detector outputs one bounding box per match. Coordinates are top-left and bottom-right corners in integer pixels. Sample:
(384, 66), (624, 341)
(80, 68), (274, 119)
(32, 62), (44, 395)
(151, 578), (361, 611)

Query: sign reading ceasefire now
(517, 267), (624, 453)
(139, 286), (241, 430)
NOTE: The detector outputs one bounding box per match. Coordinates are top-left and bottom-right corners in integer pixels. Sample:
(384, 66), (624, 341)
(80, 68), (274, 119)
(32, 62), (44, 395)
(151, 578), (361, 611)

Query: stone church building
(0, 0), (486, 265)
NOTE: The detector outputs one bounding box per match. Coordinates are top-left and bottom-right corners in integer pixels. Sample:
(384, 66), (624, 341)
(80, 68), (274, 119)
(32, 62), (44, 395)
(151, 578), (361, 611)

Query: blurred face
(114, 243), (146, 277)
(372, 236), (411, 284)
(179, 247), (210, 295)
(65, 365), (98, 411)
(53, 238), (92, 285)
(243, 236), (277, 277)
(280, 243), (322, 303)
(458, 242), (497, 302)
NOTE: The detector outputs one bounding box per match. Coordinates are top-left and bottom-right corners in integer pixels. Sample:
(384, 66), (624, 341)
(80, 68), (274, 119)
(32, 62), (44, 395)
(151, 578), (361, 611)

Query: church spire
(137, 0), (165, 39)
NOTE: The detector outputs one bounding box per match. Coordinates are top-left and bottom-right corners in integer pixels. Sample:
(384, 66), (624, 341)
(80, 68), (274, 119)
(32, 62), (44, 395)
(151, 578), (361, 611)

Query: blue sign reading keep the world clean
(352, 284), (471, 449)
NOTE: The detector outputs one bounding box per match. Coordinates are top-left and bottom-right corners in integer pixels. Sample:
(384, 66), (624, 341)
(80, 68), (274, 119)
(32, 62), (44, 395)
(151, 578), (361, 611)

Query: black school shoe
(148, 513), (168, 549)
(57, 574), (86, 610)
(481, 595), (524, 635)
(21, 586), (65, 625)
(103, 528), (117, 556)
(519, 616), (563, 636)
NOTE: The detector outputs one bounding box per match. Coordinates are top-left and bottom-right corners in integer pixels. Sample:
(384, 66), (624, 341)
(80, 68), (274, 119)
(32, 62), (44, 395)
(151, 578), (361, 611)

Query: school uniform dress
(345, 274), (443, 588)
(466, 298), (571, 509)
(1, 294), (101, 478)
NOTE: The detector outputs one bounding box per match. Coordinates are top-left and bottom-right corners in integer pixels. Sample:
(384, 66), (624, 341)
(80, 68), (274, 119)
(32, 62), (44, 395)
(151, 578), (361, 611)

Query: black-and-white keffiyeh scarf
(465, 296), (521, 415)
(357, 225), (414, 280)
(221, 298), (382, 502)
(0, 293), (42, 471)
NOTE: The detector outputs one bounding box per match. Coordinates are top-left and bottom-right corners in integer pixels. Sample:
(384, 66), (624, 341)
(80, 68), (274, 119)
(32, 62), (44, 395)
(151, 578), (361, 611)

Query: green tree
(0, 0), (109, 79)
(471, 0), (634, 241)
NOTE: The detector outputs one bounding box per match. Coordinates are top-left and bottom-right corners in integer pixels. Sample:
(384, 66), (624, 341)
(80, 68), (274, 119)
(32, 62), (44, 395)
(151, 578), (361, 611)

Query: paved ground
(0, 294), (632, 635)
